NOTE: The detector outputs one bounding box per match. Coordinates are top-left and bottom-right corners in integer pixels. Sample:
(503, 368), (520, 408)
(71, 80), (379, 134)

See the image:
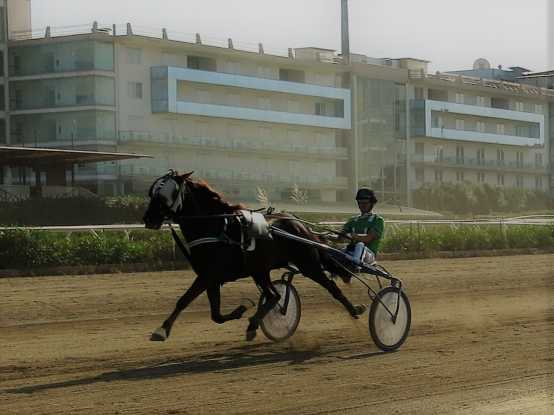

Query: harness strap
(170, 227), (192, 262)
(186, 237), (223, 249)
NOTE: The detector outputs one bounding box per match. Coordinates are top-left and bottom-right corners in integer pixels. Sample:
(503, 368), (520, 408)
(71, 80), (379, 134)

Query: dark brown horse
(143, 171), (365, 342)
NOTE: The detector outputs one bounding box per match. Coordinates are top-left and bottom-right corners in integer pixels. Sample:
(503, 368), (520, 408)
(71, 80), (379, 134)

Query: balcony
(151, 66), (351, 130)
(118, 131), (348, 160)
(411, 99), (544, 146)
(120, 166), (348, 190)
(408, 70), (554, 99)
(411, 154), (547, 174)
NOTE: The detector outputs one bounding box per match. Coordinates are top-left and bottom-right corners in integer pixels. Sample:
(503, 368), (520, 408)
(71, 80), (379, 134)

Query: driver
(341, 188), (384, 269)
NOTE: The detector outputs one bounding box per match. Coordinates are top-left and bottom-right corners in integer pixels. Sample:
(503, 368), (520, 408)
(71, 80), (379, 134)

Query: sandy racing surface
(1, 254), (553, 414)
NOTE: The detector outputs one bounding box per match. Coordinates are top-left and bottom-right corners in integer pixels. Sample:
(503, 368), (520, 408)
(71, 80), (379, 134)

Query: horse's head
(143, 170), (193, 229)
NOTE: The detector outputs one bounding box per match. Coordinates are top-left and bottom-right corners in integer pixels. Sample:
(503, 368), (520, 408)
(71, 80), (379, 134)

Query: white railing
(10, 22), (291, 58)
(2, 215), (552, 232)
(118, 131), (347, 158)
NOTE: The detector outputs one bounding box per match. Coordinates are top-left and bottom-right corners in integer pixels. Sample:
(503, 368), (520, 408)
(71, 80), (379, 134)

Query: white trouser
(345, 242), (375, 266)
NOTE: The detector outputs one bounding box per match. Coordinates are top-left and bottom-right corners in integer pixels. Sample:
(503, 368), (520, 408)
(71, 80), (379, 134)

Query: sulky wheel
(369, 286), (411, 352)
(260, 281), (301, 342)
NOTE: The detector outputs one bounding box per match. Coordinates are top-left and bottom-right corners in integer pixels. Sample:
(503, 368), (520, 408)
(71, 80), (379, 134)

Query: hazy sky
(31, 0), (549, 72)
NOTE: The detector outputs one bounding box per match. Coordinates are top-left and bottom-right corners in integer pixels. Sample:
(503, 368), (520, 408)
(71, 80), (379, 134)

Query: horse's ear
(175, 171), (193, 184)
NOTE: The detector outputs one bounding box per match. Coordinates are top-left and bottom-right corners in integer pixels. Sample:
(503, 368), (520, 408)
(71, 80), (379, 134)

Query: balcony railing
(118, 131), (348, 159)
(411, 154), (546, 173)
(119, 165), (348, 189)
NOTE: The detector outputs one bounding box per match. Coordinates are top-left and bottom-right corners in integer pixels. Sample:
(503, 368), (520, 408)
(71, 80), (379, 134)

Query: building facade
(1, 19), (552, 204)
(408, 69), (550, 197)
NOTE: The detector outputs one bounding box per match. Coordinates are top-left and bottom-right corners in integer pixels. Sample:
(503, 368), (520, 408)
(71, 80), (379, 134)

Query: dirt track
(1, 254), (553, 414)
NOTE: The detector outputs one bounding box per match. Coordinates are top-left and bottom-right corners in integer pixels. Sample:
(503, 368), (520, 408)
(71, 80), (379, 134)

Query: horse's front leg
(151, 276), (207, 341)
(246, 272), (281, 341)
(207, 284), (252, 324)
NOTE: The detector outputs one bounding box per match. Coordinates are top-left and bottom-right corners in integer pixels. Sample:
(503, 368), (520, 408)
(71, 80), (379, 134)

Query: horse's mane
(189, 178), (246, 213)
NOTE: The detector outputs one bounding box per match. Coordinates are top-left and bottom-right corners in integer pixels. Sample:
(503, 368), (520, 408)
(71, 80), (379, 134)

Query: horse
(143, 170), (366, 342)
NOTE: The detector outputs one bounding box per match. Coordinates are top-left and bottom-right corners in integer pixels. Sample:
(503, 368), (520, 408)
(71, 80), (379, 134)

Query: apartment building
(4, 25), (354, 202)
(0, 16), (552, 205)
(408, 60), (551, 196)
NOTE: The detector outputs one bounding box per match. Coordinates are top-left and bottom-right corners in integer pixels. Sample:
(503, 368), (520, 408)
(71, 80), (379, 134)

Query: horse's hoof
(150, 327), (167, 342)
(354, 304), (367, 316)
(246, 329), (257, 341)
(240, 298), (256, 310)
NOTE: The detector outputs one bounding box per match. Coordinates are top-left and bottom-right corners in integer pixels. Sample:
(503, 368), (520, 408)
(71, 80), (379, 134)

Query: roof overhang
(0, 146), (152, 167)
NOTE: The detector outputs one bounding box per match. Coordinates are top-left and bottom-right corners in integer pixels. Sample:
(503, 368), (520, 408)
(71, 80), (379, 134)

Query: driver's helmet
(355, 188), (377, 203)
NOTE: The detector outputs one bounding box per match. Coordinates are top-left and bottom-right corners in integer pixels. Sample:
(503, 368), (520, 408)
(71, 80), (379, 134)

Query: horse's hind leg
(207, 284), (251, 324)
(307, 269), (366, 318)
(246, 272), (280, 341)
(151, 276), (207, 341)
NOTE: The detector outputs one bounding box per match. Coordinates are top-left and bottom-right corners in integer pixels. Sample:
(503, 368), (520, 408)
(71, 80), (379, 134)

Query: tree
(255, 186), (270, 208)
(289, 183), (308, 205)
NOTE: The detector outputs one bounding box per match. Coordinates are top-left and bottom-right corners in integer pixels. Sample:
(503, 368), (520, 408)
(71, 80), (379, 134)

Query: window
(455, 119), (465, 130)
(227, 93), (240, 106)
(225, 61), (240, 74)
(477, 172), (485, 183)
(187, 55), (217, 71)
(516, 151), (524, 168)
(126, 47), (142, 64)
(415, 168), (424, 183)
(477, 148), (485, 165)
(516, 125), (529, 137)
(315, 102), (327, 116)
(476, 121), (486, 133)
(434, 169), (443, 183)
(516, 176), (524, 189)
(279, 68), (305, 83)
(434, 146), (444, 162)
(455, 93), (464, 104)
(456, 145), (464, 164)
(257, 96), (270, 110)
(287, 99), (300, 112)
(128, 82), (143, 99)
(535, 153), (543, 167)
(432, 115), (443, 128)
(497, 149), (504, 165)
(257, 65), (273, 79)
(497, 174), (504, 186)
(535, 176), (543, 190)
(197, 89), (210, 104)
(476, 96), (485, 106)
(456, 171), (464, 182)
(496, 124), (505, 134)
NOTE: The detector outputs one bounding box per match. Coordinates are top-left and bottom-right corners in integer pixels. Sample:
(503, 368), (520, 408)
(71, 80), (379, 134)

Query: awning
(0, 146), (152, 167)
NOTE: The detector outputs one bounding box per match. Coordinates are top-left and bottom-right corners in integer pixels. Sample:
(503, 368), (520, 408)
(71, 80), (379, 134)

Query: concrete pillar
(405, 84), (413, 207)
(2, 165), (12, 184)
(351, 74), (358, 194)
(341, 0), (350, 65)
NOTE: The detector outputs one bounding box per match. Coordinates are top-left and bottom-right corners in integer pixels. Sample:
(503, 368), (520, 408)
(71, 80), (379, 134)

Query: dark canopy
(0, 146), (151, 167)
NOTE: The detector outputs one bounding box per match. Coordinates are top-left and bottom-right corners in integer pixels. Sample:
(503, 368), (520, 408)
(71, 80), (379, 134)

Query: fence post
(417, 221), (422, 252)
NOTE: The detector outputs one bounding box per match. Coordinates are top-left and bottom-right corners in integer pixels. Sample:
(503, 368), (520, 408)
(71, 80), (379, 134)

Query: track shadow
(6, 343), (386, 395)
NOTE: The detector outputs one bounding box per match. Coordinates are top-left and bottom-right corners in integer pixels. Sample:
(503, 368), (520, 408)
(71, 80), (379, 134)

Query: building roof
(518, 70), (554, 78)
(0, 146), (152, 167)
